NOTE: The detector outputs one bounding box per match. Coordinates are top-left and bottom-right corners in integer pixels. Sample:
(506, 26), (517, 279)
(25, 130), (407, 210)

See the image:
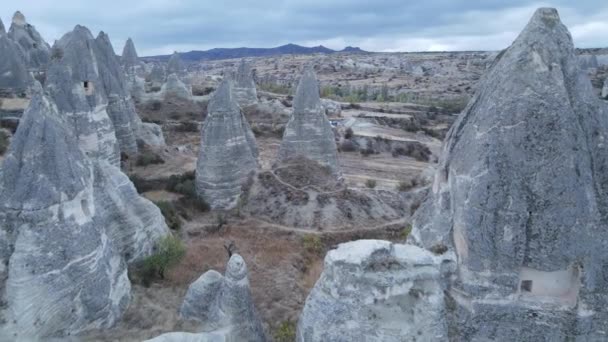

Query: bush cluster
(138, 235), (186, 286)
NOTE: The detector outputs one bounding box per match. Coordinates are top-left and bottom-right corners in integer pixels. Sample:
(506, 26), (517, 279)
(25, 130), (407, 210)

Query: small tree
(140, 235), (186, 286)
(365, 179), (377, 188)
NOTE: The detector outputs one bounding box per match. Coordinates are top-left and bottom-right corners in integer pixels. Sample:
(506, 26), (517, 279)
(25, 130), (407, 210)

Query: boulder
(411, 8), (608, 341)
(0, 89), (131, 339)
(297, 240), (454, 342)
(233, 59), (258, 106)
(162, 73), (193, 100)
(276, 67), (340, 175)
(196, 78), (258, 209)
(7, 11), (51, 70)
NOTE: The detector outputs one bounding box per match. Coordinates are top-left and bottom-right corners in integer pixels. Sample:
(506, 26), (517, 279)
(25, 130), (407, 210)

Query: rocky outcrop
(0, 18), (5, 35)
(162, 73), (192, 100)
(277, 67), (340, 175)
(7, 11), (51, 70)
(147, 64), (166, 87)
(121, 38), (146, 100)
(45, 25), (121, 166)
(196, 78), (258, 209)
(146, 255), (266, 342)
(297, 240), (454, 342)
(121, 37), (142, 72)
(233, 59), (258, 106)
(0, 34), (31, 92)
(320, 98), (341, 117)
(94, 31), (142, 155)
(411, 8), (608, 341)
(602, 77), (608, 99)
(0, 89), (131, 339)
(167, 51), (184, 76)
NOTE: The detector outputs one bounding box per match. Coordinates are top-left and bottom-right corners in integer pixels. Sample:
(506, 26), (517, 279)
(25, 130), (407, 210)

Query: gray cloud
(1, 0), (606, 56)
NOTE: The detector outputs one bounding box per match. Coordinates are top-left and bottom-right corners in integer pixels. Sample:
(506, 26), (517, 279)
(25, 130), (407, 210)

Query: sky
(1, 1), (607, 56)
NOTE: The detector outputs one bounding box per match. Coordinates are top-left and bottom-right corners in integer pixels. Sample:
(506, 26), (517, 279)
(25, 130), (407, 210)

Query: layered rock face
(297, 240), (454, 342)
(0, 90), (131, 339)
(196, 78), (258, 209)
(167, 51), (184, 76)
(277, 67), (340, 175)
(411, 8), (608, 341)
(146, 255), (267, 342)
(162, 73), (193, 100)
(233, 59), (258, 106)
(7, 11), (51, 70)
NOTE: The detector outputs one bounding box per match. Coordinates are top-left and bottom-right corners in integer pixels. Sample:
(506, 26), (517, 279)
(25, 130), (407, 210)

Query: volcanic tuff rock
(277, 67), (340, 175)
(0, 18), (5, 35)
(196, 78), (258, 209)
(148, 63), (166, 86)
(122, 38), (146, 99)
(232, 59), (258, 106)
(0, 89), (130, 339)
(7, 11), (51, 70)
(411, 8), (608, 341)
(0, 34), (31, 92)
(121, 37), (143, 72)
(180, 254), (267, 341)
(297, 240), (454, 342)
(167, 51), (184, 76)
(578, 54), (598, 70)
(602, 77), (608, 99)
(162, 73), (193, 100)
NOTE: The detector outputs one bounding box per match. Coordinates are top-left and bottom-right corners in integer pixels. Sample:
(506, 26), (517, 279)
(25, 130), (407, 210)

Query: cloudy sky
(1, 1), (606, 56)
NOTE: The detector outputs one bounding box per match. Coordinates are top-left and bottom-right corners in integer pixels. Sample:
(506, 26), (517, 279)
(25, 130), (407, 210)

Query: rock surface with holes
(196, 78), (258, 209)
(410, 8), (608, 341)
(147, 255), (267, 342)
(0, 89), (131, 339)
(233, 59), (258, 106)
(7, 11), (51, 70)
(277, 67), (340, 176)
(297, 240), (454, 342)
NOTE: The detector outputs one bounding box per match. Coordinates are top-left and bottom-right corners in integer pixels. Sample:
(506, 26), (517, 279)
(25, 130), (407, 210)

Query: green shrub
(274, 320), (296, 342)
(397, 178), (418, 192)
(129, 174), (155, 193)
(302, 234), (323, 255)
(0, 130), (9, 155)
(155, 201), (181, 230)
(166, 172), (210, 212)
(136, 151), (165, 166)
(365, 179), (377, 188)
(400, 224), (412, 240)
(139, 235), (186, 286)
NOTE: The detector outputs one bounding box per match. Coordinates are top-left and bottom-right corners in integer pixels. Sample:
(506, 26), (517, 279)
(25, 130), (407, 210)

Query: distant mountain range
(142, 43), (367, 62)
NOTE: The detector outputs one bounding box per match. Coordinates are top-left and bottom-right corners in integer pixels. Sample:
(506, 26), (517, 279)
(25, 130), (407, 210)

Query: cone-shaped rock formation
(233, 59), (258, 106)
(167, 51), (184, 76)
(7, 11), (51, 70)
(277, 67), (339, 175)
(410, 8), (608, 341)
(0, 34), (31, 91)
(162, 73), (192, 100)
(196, 78), (258, 209)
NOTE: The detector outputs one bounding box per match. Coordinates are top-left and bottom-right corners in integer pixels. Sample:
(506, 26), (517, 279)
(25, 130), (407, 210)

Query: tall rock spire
(232, 59), (258, 106)
(0, 34), (30, 90)
(0, 88), (131, 339)
(410, 8), (608, 341)
(121, 37), (141, 70)
(196, 78), (258, 209)
(0, 17), (5, 35)
(166, 51), (183, 76)
(276, 66), (340, 175)
(8, 11), (51, 70)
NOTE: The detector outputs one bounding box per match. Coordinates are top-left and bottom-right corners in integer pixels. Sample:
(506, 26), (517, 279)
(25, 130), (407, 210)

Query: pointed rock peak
(0, 18), (5, 35)
(208, 77), (239, 114)
(0, 90), (91, 210)
(515, 7), (569, 44)
(226, 254), (247, 281)
(69, 25), (95, 41)
(294, 65), (321, 113)
(235, 59), (255, 87)
(167, 51), (182, 74)
(123, 38), (138, 58)
(12, 11), (26, 26)
(95, 31), (115, 53)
